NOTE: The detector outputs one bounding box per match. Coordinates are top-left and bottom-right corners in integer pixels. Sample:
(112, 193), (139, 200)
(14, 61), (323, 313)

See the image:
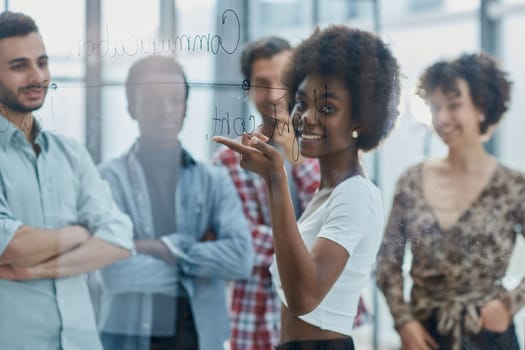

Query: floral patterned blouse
(376, 162), (525, 349)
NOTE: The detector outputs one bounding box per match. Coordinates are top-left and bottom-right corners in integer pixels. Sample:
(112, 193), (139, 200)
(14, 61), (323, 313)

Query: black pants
(422, 310), (520, 350)
(275, 338), (355, 350)
(101, 297), (198, 350)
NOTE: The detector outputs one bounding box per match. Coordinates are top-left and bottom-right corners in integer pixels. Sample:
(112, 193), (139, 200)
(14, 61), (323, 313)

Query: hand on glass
(213, 132), (285, 184)
(399, 320), (438, 350)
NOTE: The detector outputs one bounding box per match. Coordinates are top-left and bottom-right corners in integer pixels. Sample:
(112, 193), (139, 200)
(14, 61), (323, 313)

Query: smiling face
(249, 50), (291, 133)
(0, 32), (49, 116)
(291, 73), (355, 159)
(128, 72), (187, 147)
(428, 78), (484, 149)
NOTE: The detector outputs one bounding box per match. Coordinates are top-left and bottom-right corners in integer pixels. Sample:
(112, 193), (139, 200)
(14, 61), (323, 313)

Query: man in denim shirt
(0, 11), (133, 350)
(97, 56), (254, 350)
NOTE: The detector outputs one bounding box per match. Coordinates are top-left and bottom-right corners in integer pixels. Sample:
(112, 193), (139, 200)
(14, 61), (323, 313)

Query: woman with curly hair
(214, 25), (400, 350)
(376, 53), (523, 350)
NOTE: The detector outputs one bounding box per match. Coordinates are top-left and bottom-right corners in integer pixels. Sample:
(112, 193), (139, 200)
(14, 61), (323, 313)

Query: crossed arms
(0, 225), (129, 280)
(98, 164), (254, 295)
(0, 144), (133, 281)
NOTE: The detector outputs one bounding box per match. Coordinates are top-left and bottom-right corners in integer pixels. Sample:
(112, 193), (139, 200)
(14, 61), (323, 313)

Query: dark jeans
(101, 297), (198, 350)
(275, 338), (355, 350)
(422, 310), (520, 350)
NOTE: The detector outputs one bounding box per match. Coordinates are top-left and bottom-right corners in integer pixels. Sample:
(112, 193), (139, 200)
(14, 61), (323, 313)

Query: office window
(409, 0), (443, 12)
(317, 0), (373, 23)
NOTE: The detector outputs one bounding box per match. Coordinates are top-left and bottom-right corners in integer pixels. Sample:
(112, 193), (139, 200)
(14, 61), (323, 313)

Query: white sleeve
(317, 179), (382, 255)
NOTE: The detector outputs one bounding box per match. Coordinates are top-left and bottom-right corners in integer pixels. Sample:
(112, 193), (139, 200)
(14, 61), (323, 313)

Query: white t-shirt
(269, 175), (384, 336)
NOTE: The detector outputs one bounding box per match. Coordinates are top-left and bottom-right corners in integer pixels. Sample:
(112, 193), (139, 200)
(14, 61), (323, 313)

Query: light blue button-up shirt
(96, 141), (254, 350)
(0, 116), (134, 350)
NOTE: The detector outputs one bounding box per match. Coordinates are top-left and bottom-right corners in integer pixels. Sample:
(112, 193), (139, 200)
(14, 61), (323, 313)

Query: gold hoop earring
(352, 130), (358, 139)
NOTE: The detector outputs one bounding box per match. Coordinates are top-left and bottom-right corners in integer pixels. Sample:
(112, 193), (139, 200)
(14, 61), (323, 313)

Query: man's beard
(0, 81), (47, 114)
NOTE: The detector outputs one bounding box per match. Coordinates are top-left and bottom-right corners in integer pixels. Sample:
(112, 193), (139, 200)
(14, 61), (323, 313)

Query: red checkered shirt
(213, 146), (370, 350)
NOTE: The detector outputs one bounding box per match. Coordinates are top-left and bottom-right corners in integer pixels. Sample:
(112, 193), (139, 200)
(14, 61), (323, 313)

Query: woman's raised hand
(213, 132), (285, 184)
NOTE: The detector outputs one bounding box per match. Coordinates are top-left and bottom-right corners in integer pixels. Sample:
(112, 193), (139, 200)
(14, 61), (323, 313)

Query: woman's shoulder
(498, 162), (525, 178)
(496, 163), (525, 188)
(336, 175), (379, 195)
(332, 175), (382, 208)
(394, 162), (425, 190)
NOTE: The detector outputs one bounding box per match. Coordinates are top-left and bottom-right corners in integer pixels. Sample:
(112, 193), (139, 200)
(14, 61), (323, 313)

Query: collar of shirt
(0, 115), (49, 152)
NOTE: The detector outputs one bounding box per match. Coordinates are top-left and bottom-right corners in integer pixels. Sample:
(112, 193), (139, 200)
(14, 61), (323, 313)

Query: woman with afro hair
(214, 25), (400, 350)
(377, 53), (522, 350)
